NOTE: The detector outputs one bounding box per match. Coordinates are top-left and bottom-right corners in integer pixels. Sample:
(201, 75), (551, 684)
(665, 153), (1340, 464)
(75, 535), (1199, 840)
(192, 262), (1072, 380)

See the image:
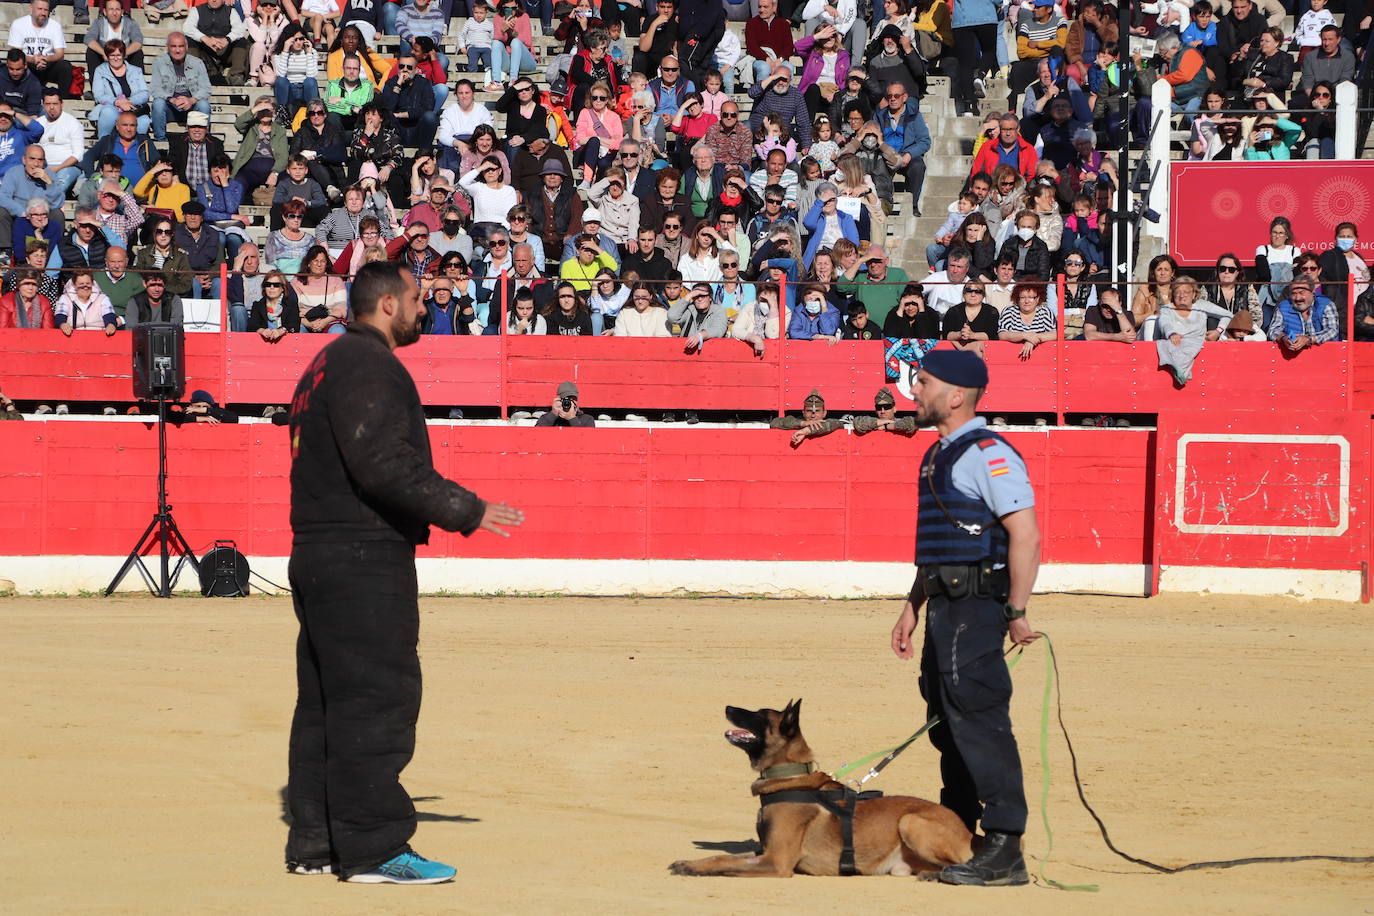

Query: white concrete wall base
(1158, 565), (1363, 603)
(0, 557), (1359, 601)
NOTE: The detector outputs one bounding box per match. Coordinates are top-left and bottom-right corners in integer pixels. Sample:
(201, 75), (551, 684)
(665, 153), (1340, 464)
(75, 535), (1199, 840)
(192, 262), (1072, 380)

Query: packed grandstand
(0, 0), (1369, 419)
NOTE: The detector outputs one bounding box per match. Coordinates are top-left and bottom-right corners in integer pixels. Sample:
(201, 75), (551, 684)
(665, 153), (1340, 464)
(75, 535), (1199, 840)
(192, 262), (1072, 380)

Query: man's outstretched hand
(479, 501), (525, 537)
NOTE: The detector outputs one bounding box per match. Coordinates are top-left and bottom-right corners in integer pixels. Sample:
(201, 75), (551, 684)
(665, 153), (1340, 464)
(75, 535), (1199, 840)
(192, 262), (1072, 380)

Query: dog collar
(759, 762), (817, 780)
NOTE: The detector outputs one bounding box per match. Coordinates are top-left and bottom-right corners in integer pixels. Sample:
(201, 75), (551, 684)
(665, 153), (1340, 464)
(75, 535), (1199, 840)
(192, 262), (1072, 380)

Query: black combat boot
(938, 830), (1029, 886)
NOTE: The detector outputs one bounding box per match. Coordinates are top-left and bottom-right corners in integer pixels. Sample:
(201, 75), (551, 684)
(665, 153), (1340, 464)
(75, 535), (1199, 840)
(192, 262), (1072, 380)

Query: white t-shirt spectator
(438, 101), (494, 146)
(38, 111), (84, 169)
(8, 15), (66, 58)
(923, 270), (966, 316)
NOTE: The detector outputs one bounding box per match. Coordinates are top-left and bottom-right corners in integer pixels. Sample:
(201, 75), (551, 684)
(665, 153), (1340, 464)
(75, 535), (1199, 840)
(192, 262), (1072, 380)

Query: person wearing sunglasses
(572, 77), (622, 185)
(1204, 253), (1261, 331)
(1294, 79), (1337, 160)
(56, 206), (110, 274)
(133, 219), (193, 298)
(247, 267), (298, 340)
(569, 31), (620, 117)
(378, 53), (439, 147)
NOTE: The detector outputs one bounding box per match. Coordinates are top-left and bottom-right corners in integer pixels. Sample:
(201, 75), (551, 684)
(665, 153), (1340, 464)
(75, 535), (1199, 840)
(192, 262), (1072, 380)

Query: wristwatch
(1003, 602), (1026, 621)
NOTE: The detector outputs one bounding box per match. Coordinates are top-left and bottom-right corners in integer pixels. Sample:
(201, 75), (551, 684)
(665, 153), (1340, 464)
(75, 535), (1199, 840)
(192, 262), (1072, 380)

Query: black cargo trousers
(918, 593), (1028, 836)
(285, 540), (422, 878)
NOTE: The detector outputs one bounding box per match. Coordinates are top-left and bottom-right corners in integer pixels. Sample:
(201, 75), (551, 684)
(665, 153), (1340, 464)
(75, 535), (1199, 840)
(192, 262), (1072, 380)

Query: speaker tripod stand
(105, 397), (200, 597)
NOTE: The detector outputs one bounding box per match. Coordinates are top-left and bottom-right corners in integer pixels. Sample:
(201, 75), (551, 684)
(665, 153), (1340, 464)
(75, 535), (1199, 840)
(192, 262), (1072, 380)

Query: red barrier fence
(6, 330), (1374, 417)
(0, 422), (1153, 565)
(3, 416), (1367, 596)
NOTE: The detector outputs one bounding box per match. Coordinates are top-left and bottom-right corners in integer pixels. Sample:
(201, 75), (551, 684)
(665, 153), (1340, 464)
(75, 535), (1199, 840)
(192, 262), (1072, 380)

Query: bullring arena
(4, 591), (1372, 913)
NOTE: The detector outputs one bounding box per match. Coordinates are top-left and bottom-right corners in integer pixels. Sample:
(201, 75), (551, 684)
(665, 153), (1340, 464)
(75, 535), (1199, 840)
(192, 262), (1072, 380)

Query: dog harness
(759, 787), (885, 876)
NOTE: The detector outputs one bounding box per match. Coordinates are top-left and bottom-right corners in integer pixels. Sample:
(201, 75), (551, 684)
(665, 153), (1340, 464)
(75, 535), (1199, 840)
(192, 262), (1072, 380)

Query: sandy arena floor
(2, 593), (1371, 915)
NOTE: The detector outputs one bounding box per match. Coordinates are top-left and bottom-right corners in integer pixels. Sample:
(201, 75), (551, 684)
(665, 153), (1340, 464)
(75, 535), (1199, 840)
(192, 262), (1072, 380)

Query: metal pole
(1113, 3), (1133, 295)
(157, 396), (170, 598)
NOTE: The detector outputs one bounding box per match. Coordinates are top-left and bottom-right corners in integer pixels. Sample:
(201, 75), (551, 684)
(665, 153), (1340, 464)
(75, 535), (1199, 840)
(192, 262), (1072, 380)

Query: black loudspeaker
(132, 323), (186, 401)
(199, 541), (250, 597)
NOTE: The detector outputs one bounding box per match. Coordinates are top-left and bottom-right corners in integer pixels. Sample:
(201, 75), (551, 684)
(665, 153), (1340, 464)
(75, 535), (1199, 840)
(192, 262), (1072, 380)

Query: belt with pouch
(923, 563), (1009, 601)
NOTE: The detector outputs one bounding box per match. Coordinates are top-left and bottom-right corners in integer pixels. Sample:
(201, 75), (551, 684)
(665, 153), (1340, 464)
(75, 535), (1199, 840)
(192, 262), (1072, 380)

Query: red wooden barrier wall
(0, 422), (1153, 566)
(1153, 411), (1370, 589)
(7, 330), (1373, 415)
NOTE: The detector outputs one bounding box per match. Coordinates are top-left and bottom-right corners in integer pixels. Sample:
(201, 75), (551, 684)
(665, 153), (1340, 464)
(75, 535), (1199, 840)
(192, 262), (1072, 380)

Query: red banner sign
(1169, 161), (1374, 267)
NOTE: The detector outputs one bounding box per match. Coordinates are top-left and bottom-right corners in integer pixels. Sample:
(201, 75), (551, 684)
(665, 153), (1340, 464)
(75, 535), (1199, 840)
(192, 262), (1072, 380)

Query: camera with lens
(560, 396), (576, 412)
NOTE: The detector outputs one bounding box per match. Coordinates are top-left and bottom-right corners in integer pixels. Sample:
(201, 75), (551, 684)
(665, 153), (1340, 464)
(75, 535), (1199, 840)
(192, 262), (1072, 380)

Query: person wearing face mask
(729, 282), (779, 355)
(996, 211), (1051, 281)
(1317, 222), (1369, 339)
(787, 283), (843, 341)
(841, 118), (898, 204)
(429, 205), (474, 261)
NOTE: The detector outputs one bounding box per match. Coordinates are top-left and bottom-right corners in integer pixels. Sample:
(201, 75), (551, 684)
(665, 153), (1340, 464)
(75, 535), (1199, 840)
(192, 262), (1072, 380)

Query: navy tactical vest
(915, 428), (1016, 566)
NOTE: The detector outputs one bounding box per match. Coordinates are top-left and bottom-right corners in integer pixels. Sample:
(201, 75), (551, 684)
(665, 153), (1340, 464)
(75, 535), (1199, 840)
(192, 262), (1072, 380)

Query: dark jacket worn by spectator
(289, 119), (348, 190)
(289, 322), (487, 546)
(0, 67), (43, 116)
(530, 182), (583, 257)
(247, 289), (302, 332)
(378, 72), (439, 145)
(167, 131), (226, 181)
(174, 223), (224, 274)
(997, 233), (1053, 281)
(511, 144), (571, 201)
(125, 290), (185, 328)
(884, 306), (941, 338)
(58, 227), (110, 271)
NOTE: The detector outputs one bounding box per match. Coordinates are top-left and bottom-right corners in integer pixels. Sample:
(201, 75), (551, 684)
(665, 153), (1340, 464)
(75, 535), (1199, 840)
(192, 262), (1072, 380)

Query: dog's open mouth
(725, 728), (757, 746)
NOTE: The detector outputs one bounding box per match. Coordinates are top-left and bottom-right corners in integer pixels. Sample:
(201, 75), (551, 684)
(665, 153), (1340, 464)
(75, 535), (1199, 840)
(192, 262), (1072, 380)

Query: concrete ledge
(0, 556), (1357, 601)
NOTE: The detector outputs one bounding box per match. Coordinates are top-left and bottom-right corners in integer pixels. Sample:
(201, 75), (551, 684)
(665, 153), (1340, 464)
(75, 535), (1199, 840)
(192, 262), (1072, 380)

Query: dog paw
(668, 861), (699, 876)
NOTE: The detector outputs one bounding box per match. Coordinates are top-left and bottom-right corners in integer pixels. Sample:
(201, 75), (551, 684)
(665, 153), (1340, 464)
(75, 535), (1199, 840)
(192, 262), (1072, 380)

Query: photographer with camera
(535, 380), (596, 427)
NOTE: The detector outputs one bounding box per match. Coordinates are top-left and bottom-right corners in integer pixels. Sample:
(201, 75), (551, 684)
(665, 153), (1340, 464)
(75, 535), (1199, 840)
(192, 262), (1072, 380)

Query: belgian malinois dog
(669, 700), (974, 877)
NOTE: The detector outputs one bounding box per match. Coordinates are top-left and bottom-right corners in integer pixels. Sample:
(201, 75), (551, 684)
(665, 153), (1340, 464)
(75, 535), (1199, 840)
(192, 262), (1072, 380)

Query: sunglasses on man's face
(1218, 264), (1239, 272)
(661, 66), (679, 72)
(398, 64), (416, 71)
(1313, 91), (1331, 98)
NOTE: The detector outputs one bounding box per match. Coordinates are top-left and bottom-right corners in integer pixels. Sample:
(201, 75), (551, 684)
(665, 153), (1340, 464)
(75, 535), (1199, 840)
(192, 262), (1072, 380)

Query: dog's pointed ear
(780, 698), (802, 737)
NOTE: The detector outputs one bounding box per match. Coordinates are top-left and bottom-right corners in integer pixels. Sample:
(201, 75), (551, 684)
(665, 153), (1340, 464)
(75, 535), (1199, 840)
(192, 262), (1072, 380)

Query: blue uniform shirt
(942, 417), (1035, 519)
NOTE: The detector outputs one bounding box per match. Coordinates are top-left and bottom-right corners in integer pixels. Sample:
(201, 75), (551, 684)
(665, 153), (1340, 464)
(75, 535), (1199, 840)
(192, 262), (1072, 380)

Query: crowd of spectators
(0, 0), (1367, 391)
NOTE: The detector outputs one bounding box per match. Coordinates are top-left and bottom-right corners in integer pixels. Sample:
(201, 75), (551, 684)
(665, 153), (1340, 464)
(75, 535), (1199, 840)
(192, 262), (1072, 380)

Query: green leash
(1033, 635), (1098, 892)
(833, 642), (1096, 891)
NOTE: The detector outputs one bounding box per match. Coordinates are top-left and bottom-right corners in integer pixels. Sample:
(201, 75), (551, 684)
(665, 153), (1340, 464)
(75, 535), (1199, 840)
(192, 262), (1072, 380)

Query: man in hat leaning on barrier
(889, 349), (1041, 887)
(853, 386), (918, 436)
(770, 388), (845, 445)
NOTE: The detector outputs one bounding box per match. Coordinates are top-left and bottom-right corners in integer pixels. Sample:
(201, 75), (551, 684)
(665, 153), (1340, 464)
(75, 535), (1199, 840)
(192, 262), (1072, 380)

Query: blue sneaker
(345, 851), (456, 885)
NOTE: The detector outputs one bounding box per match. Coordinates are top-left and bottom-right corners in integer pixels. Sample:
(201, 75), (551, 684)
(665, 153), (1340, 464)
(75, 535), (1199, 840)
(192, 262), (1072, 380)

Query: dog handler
(890, 349), (1041, 887)
(284, 260), (524, 884)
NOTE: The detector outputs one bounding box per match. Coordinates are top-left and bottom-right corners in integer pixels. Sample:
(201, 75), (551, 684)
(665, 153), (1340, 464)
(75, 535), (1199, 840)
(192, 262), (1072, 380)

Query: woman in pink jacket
(795, 25), (851, 118)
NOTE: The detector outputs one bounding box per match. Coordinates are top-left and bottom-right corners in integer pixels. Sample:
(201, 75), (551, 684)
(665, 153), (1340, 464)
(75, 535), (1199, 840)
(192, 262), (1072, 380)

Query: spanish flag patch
(988, 456), (1009, 477)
